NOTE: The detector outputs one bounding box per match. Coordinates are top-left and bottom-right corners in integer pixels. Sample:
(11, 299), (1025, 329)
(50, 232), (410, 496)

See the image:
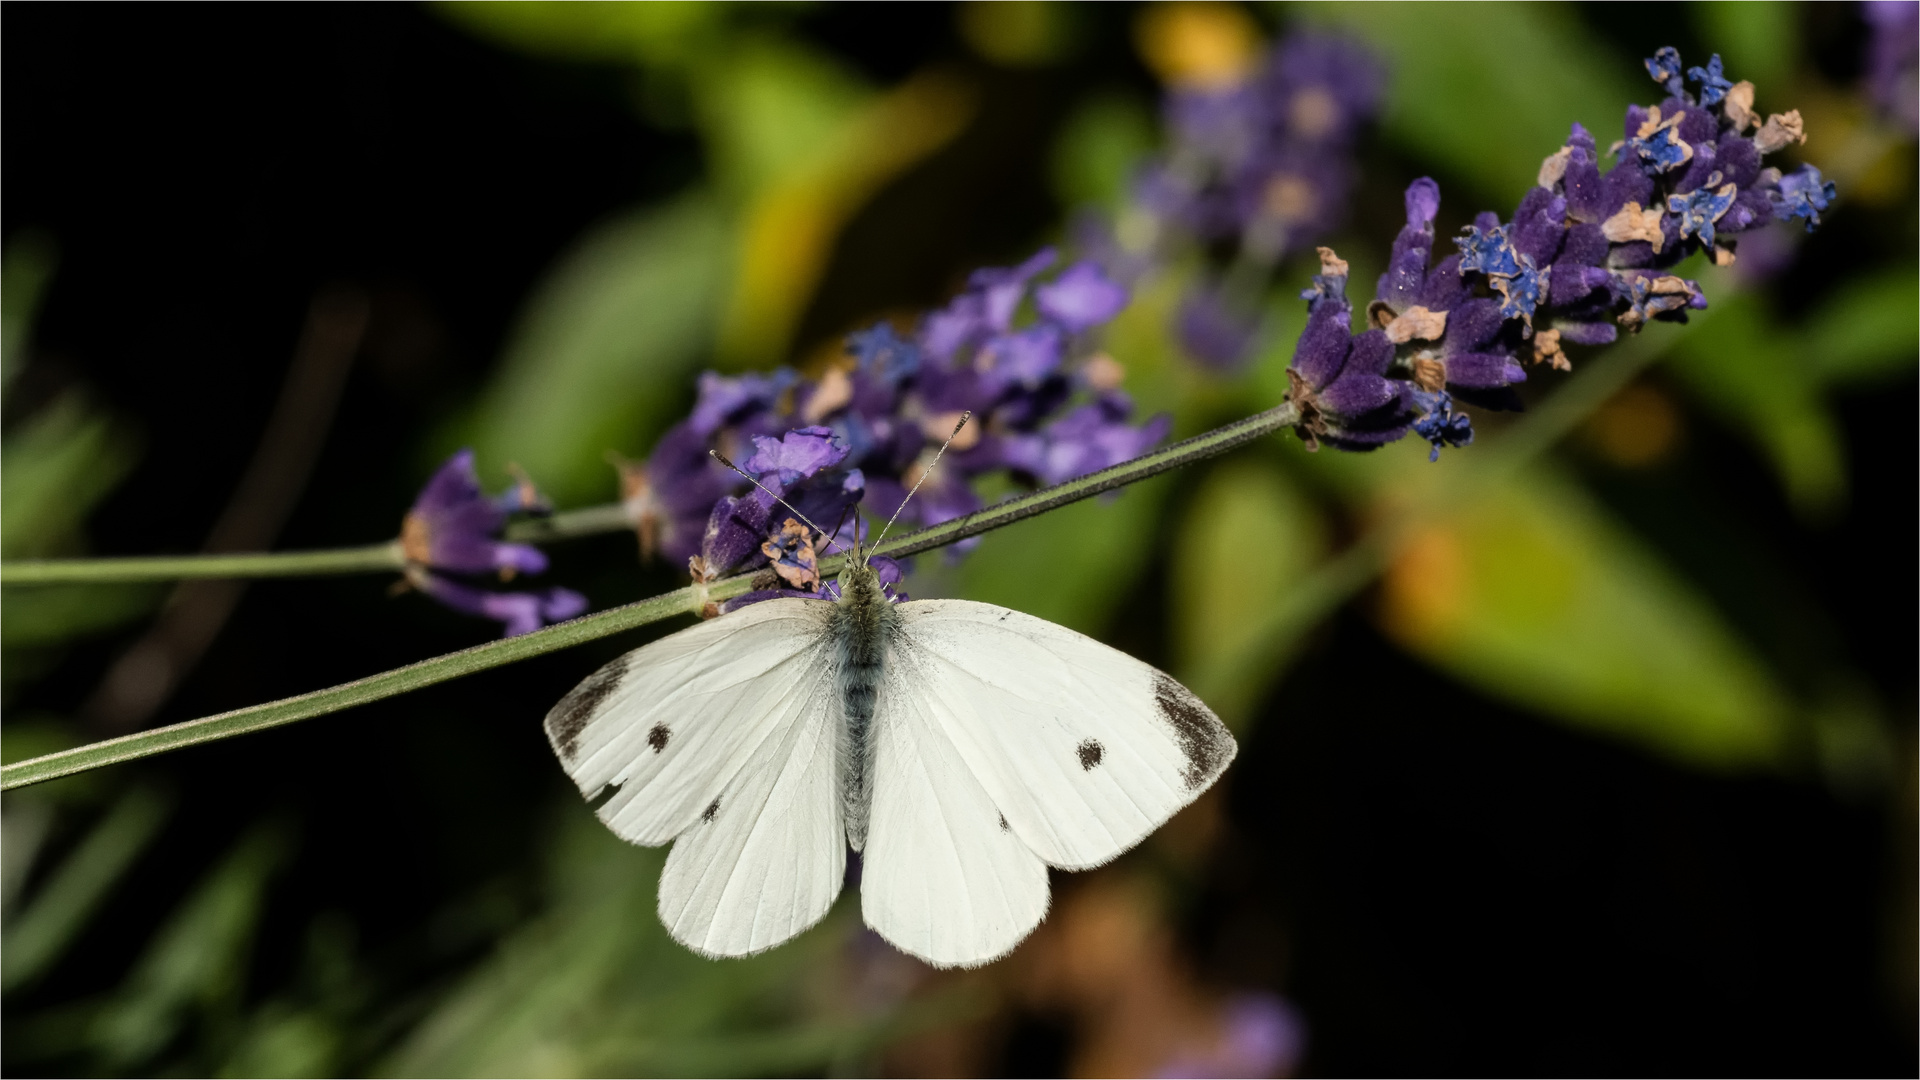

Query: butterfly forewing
(885, 600), (1237, 871)
(543, 599), (837, 847)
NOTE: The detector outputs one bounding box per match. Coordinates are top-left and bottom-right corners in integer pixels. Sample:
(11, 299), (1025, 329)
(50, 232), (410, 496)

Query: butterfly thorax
(830, 559), (895, 851)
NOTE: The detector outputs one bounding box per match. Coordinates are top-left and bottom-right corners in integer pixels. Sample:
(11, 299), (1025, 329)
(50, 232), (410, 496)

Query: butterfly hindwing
(657, 655), (846, 958)
(543, 598), (836, 847)
(860, 657), (1050, 968)
(885, 600), (1236, 871)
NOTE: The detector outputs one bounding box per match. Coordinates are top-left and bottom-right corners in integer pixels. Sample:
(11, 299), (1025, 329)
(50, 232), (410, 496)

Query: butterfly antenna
(871, 410), (971, 558)
(820, 503), (857, 557)
(708, 450), (832, 544)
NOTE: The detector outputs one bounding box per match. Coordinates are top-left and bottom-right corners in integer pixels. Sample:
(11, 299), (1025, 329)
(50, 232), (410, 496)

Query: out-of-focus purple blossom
(1157, 992), (1307, 1079)
(634, 247), (1157, 610)
(1177, 284), (1265, 372)
(1864, 1), (1920, 134)
(1298, 47), (1834, 459)
(400, 451), (583, 636)
(1002, 392), (1173, 486)
(1036, 261), (1130, 332)
(1102, 31), (1384, 376)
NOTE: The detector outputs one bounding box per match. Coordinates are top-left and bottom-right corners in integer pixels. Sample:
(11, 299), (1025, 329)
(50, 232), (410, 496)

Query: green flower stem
(1, 403), (1303, 791)
(503, 502), (633, 544)
(0, 505), (635, 586)
(0, 543), (405, 585)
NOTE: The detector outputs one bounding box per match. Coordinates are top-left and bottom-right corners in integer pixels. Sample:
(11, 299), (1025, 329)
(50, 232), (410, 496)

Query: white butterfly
(542, 437), (1235, 968)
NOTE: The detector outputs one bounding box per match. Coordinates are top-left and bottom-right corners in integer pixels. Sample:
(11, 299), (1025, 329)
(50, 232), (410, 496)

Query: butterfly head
(835, 532), (882, 596)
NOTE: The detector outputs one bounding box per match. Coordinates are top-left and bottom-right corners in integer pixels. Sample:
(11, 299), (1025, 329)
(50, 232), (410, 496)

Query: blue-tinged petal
(1687, 54), (1733, 106)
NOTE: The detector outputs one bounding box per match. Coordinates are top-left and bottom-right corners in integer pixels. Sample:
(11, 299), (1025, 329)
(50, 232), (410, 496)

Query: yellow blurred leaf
(710, 58), (977, 367)
(1376, 466), (1789, 771)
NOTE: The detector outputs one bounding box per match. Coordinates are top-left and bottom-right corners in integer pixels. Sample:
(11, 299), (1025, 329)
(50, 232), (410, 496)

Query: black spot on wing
(545, 659), (627, 763)
(702, 797), (721, 823)
(1152, 672), (1234, 789)
(647, 723), (670, 753)
(998, 813), (1010, 833)
(1076, 739), (1104, 770)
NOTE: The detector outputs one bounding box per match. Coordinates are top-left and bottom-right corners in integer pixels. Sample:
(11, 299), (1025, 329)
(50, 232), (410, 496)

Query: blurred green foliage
(454, 196), (733, 506)
(1, 239), (160, 685)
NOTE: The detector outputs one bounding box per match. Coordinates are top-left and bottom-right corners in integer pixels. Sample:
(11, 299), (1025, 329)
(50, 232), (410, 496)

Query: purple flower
(1156, 992), (1307, 1079)
(1645, 45), (1685, 99)
(1411, 389), (1474, 461)
(1687, 53), (1734, 106)
(399, 451), (583, 636)
(630, 242), (1156, 612)
(618, 422), (734, 565)
(1864, 2), (1918, 133)
(402, 450), (549, 577)
(1772, 165), (1837, 230)
(743, 426), (847, 488)
(1035, 262), (1129, 332)
(1176, 284), (1264, 373)
(409, 571), (587, 638)
(1286, 248), (1414, 451)
(687, 369), (794, 438)
(1002, 392), (1173, 486)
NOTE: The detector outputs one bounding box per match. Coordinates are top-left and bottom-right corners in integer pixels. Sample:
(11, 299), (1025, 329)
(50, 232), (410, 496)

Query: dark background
(4, 4), (1913, 1075)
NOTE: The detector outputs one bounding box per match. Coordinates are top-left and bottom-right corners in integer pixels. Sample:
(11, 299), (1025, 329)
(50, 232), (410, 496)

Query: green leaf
(85, 821), (289, 1070)
(2, 788), (172, 993)
(2, 231), (57, 389)
(453, 194), (733, 506)
(693, 38), (874, 197)
(1171, 456), (1327, 731)
(1690, 2), (1799, 93)
(1667, 287), (1844, 515)
(1, 392), (138, 559)
(2, 583), (165, 649)
(1376, 465), (1789, 771)
(1294, 2), (1640, 207)
(1051, 91), (1157, 210)
(434, 0), (732, 69)
(1803, 266), (1920, 387)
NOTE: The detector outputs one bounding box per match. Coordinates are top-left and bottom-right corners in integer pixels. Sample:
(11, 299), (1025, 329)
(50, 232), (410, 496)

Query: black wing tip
(1150, 671), (1236, 790)
(544, 659), (629, 763)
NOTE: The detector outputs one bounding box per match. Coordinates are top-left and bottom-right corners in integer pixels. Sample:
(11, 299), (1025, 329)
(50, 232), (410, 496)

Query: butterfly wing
(544, 598), (847, 957)
(860, 655), (1050, 968)
(886, 600), (1236, 872)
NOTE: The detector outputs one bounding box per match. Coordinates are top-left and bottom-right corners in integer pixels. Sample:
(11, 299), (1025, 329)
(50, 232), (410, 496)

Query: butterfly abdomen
(832, 565), (895, 851)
